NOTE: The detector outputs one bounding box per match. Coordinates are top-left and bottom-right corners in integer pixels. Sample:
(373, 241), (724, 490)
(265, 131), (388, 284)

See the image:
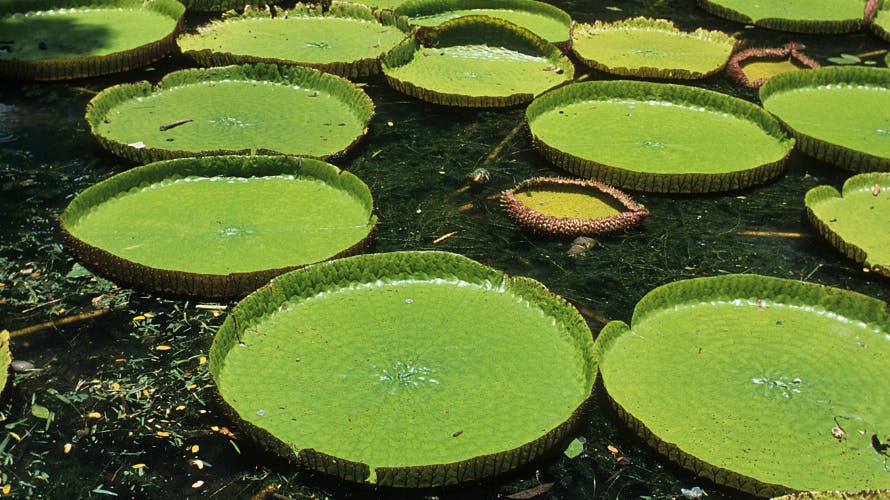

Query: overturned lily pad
(382, 16), (573, 107)
(60, 155), (376, 298)
(596, 274), (890, 496)
(210, 251), (595, 486)
(805, 172), (890, 276)
(395, 0), (572, 49)
(760, 66), (890, 173)
(501, 177), (648, 237)
(572, 18), (736, 80)
(727, 42), (820, 88)
(0, 0), (184, 80)
(178, 4), (410, 79)
(696, 0), (868, 34)
(526, 80), (794, 193)
(86, 63), (374, 163)
(0, 330), (9, 397)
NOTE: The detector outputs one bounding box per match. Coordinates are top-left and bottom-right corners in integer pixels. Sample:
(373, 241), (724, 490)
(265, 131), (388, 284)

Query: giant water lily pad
(382, 16), (573, 107)
(86, 63), (373, 163)
(596, 274), (890, 496)
(572, 18), (736, 80)
(501, 177), (648, 236)
(760, 66), (890, 173)
(873, 1), (890, 42)
(210, 251), (595, 486)
(805, 172), (890, 276)
(60, 155), (376, 297)
(696, 0), (868, 34)
(394, 0), (572, 49)
(178, 4), (410, 79)
(0, 0), (184, 80)
(526, 80), (794, 193)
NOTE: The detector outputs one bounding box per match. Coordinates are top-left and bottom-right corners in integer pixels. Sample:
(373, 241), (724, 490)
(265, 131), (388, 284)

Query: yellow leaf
(156, 431), (170, 438)
(199, 356), (207, 365)
(131, 463), (146, 469)
(192, 480), (204, 488)
(155, 345), (171, 351)
(1, 484), (10, 495)
(190, 444), (199, 453)
(87, 411), (102, 419)
(132, 315), (146, 321)
(175, 405), (186, 411)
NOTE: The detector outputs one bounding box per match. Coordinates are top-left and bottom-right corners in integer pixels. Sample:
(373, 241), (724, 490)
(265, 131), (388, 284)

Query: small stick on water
(9, 308), (113, 338)
(432, 231), (459, 244)
(482, 119), (526, 166)
(736, 230), (808, 238)
(159, 118), (193, 131)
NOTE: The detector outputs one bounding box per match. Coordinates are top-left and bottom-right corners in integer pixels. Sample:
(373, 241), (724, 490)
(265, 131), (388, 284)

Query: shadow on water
(1, 0), (889, 498)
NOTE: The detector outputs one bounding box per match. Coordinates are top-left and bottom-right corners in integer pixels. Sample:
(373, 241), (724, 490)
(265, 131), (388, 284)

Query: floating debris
(567, 236), (597, 257)
(681, 486), (706, 499)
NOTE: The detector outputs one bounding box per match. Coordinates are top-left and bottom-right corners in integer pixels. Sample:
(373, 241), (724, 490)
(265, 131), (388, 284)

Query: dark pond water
(1, 0), (888, 498)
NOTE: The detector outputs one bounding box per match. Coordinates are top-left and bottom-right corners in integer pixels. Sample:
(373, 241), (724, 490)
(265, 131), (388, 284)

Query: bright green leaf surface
(808, 176), (890, 270)
(702, 0), (865, 23)
(529, 99), (789, 174)
(0, 7), (175, 61)
(68, 175), (373, 274)
(217, 279), (590, 469)
(179, 17), (406, 64)
(385, 45), (567, 97)
(762, 85), (890, 160)
(409, 9), (568, 42)
(600, 281), (890, 491)
(95, 80), (366, 157)
(572, 21), (734, 77)
(0, 330), (9, 397)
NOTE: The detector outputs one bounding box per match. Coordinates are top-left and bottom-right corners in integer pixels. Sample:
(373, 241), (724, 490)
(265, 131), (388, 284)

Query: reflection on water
(1, 0), (889, 498)
(0, 102), (17, 143)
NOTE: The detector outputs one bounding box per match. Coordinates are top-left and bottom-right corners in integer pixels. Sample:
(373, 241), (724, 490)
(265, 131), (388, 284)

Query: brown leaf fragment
(159, 118), (193, 131)
(504, 482), (555, 499)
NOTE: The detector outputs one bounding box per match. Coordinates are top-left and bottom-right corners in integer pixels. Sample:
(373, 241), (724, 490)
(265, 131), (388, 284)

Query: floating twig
(432, 231), (459, 244)
(159, 118), (193, 131)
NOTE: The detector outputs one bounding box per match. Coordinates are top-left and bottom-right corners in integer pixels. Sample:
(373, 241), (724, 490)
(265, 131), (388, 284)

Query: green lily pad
(696, 0), (867, 34)
(60, 155), (376, 298)
(596, 274), (890, 496)
(86, 63), (374, 163)
(526, 80), (794, 193)
(760, 66), (890, 173)
(210, 251), (595, 486)
(0, 330), (9, 398)
(805, 172), (890, 276)
(572, 18), (736, 80)
(0, 0), (184, 80)
(382, 16), (573, 107)
(394, 0), (572, 49)
(501, 177), (648, 237)
(178, 4), (410, 79)
(873, 1), (890, 42)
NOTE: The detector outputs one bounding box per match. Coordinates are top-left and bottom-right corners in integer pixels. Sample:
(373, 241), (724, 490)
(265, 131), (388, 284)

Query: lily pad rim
(209, 250), (597, 486)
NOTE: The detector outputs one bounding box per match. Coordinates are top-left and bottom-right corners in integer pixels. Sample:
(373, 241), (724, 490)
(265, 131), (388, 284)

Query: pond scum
(2, 0), (890, 498)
